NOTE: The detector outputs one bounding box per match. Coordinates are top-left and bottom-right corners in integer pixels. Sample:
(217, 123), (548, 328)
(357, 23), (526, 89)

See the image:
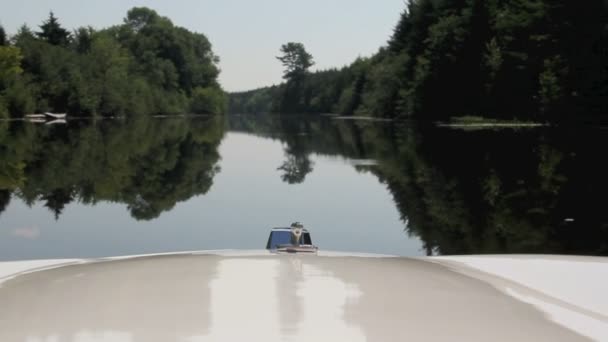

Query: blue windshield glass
(266, 231), (312, 249)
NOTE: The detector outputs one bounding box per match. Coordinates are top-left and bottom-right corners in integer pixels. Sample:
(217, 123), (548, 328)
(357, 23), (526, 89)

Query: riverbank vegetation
(229, 0), (607, 122)
(0, 8), (226, 118)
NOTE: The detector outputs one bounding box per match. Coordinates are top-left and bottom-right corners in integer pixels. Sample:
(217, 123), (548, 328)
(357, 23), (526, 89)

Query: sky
(0, 0), (404, 92)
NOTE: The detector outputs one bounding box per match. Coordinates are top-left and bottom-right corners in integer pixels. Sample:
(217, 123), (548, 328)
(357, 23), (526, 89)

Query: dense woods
(230, 0), (607, 121)
(0, 8), (226, 118)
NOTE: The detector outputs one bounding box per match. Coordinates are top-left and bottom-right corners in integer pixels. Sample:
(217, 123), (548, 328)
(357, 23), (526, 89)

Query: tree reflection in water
(1, 114), (607, 256)
(0, 116), (224, 220)
(230, 114), (608, 256)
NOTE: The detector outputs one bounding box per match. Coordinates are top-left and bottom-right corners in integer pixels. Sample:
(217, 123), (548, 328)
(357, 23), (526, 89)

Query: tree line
(230, 0), (607, 121)
(0, 7), (226, 118)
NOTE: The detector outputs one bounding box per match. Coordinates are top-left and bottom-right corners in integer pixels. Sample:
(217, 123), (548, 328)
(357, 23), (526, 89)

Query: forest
(229, 0), (607, 122)
(2, 2), (605, 121)
(0, 7), (226, 118)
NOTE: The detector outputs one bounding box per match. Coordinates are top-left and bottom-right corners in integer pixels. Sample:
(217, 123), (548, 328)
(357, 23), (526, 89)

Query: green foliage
(1, 7), (224, 117)
(0, 97), (8, 120)
(86, 36), (131, 115)
(277, 42), (314, 81)
(538, 56), (566, 113)
(0, 46), (23, 80)
(72, 27), (94, 54)
(358, 53), (408, 117)
(233, 0), (606, 121)
(191, 86), (226, 114)
(3, 78), (36, 116)
(120, 9), (220, 94)
(494, 0), (547, 34)
(125, 7), (161, 32)
(228, 86), (280, 114)
(13, 25), (36, 45)
(388, 8), (411, 53)
(484, 37), (503, 82)
(425, 14), (468, 60)
(36, 12), (71, 46)
(0, 25), (6, 46)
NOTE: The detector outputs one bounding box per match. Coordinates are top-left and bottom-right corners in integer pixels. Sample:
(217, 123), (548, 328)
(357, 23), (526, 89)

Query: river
(0, 115), (606, 260)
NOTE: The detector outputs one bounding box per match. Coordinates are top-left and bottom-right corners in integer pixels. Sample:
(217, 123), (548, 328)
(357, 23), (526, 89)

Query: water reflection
(0, 114), (607, 258)
(0, 117), (223, 220)
(230, 115), (608, 256)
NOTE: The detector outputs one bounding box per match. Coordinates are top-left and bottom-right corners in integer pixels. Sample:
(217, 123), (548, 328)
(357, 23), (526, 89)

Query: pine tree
(0, 25), (6, 46)
(389, 9), (411, 53)
(36, 12), (71, 46)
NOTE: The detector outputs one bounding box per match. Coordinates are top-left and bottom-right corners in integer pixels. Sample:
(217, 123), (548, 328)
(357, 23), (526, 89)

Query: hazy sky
(0, 0), (404, 91)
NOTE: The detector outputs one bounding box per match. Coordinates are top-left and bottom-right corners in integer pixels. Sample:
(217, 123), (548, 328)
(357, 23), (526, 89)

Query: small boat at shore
(44, 112), (67, 119)
(24, 112), (67, 120)
(24, 114), (45, 119)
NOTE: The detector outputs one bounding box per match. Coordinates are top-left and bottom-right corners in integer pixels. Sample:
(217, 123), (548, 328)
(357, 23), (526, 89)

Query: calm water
(0, 115), (607, 261)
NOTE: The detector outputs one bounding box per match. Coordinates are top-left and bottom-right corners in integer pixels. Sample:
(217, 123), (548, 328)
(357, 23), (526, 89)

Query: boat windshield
(266, 231), (313, 249)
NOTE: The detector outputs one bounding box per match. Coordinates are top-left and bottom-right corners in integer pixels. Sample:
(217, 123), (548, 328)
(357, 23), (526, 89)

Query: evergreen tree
(235, 0), (606, 120)
(0, 25), (6, 46)
(13, 25), (35, 46)
(36, 11), (71, 46)
(388, 9), (411, 53)
(277, 42), (315, 81)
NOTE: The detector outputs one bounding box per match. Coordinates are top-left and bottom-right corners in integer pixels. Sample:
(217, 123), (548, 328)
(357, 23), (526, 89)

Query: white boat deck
(0, 251), (606, 341)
